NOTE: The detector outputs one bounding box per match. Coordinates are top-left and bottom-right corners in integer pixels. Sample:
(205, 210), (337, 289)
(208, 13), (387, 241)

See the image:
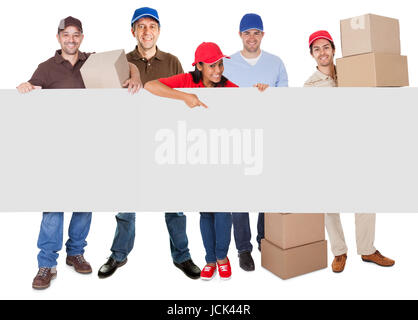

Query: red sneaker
(201, 264), (216, 280)
(218, 258), (232, 280)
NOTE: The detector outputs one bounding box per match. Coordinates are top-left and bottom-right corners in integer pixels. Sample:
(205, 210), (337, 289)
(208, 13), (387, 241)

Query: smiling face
(56, 26), (83, 55)
(131, 17), (160, 51)
(197, 60), (224, 87)
(240, 29), (264, 53)
(311, 38), (335, 67)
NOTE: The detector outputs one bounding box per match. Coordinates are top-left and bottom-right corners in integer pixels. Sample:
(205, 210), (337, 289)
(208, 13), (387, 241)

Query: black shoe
(239, 251), (255, 271)
(173, 259), (201, 279)
(98, 257), (127, 278)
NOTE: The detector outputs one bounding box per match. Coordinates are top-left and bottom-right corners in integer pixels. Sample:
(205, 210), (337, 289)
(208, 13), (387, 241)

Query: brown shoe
(332, 254), (347, 273)
(66, 254), (92, 274)
(32, 267), (57, 290)
(361, 250), (395, 267)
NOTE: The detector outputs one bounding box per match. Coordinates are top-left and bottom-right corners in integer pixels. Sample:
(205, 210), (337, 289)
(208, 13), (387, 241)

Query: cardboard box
(265, 213), (325, 250)
(80, 49), (130, 88)
(261, 239), (327, 280)
(336, 53), (409, 87)
(340, 14), (400, 57)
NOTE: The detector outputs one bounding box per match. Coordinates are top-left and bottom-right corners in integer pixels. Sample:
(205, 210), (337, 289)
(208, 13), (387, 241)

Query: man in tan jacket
(304, 30), (395, 273)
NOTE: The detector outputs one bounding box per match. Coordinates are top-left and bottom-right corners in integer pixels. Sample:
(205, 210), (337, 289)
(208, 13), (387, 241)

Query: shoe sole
(97, 259), (128, 279)
(361, 258), (395, 267)
(173, 262), (201, 280)
(332, 268), (345, 273)
(220, 276), (231, 281)
(66, 261), (92, 274)
(201, 276), (215, 281)
(201, 271), (217, 281)
(32, 273), (57, 290)
(240, 266), (255, 272)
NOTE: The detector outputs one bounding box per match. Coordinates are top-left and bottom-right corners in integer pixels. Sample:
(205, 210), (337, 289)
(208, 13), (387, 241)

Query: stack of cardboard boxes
(261, 213), (327, 279)
(337, 14), (409, 87)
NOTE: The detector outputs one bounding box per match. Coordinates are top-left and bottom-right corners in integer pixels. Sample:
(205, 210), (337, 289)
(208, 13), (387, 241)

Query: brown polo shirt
(28, 50), (92, 89)
(126, 46), (183, 84)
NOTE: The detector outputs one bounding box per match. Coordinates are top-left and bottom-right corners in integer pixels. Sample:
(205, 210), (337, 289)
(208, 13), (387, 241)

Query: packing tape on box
(1, 87), (417, 212)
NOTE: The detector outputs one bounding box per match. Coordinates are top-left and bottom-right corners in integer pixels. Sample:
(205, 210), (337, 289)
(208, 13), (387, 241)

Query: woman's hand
(253, 83), (269, 92)
(183, 93), (208, 108)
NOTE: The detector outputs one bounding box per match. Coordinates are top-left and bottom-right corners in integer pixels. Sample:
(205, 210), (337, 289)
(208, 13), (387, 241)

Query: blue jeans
(37, 212), (92, 268)
(110, 212), (191, 264)
(200, 212), (232, 263)
(232, 212), (265, 253)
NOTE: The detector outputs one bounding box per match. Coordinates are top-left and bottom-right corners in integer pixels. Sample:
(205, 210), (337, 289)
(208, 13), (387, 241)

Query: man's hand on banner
(253, 83), (269, 92)
(16, 82), (41, 94)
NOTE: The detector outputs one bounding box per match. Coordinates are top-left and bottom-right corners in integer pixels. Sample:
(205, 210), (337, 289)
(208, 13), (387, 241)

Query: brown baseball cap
(58, 16), (83, 33)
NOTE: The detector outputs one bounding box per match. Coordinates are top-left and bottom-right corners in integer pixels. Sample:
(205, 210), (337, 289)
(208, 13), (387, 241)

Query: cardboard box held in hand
(81, 50), (130, 88)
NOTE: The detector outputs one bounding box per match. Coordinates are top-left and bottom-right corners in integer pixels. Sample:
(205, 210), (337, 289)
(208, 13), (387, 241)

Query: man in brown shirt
(16, 16), (141, 290)
(98, 7), (201, 281)
(17, 17), (141, 92)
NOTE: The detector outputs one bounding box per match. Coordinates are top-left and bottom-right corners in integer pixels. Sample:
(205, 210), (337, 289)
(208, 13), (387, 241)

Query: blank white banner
(0, 87), (417, 212)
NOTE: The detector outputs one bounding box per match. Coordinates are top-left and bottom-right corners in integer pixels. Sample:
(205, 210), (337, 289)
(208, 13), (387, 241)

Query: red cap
(309, 30), (334, 48)
(192, 42), (230, 66)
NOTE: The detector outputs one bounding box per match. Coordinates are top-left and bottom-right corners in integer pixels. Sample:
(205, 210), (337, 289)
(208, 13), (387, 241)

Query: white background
(0, 0), (417, 300)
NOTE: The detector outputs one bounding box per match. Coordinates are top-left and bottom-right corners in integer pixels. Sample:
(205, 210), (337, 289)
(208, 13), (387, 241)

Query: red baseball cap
(192, 42), (230, 66)
(309, 30), (334, 48)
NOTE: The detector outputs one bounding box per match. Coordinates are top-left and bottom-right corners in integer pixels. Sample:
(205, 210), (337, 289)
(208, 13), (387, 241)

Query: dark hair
(309, 39), (335, 54)
(189, 62), (228, 87)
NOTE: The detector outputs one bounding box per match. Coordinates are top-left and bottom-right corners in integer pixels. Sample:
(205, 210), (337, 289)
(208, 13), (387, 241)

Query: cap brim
(309, 36), (333, 47)
(58, 24), (82, 32)
(240, 27), (263, 33)
(192, 55), (230, 66)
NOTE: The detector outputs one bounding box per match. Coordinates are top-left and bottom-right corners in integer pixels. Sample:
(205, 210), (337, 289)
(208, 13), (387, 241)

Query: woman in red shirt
(145, 42), (243, 108)
(145, 42), (267, 281)
(146, 42), (237, 281)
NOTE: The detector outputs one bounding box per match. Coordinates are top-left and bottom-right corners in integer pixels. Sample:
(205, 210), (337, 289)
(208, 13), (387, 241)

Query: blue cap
(239, 13), (263, 32)
(131, 7), (160, 27)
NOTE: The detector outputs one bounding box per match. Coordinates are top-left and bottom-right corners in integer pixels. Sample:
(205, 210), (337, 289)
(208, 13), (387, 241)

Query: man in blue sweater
(223, 13), (288, 271)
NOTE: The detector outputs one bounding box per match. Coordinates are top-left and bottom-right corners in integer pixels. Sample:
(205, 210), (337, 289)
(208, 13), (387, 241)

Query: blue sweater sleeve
(276, 59), (289, 87)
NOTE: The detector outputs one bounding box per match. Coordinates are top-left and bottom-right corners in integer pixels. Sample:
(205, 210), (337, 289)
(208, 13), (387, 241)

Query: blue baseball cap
(239, 13), (263, 33)
(131, 7), (160, 27)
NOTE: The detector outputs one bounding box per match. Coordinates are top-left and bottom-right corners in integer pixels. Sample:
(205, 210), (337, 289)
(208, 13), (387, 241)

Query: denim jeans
(232, 212), (265, 253)
(200, 212), (232, 263)
(110, 212), (191, 264)
(37, 212), (92, 268)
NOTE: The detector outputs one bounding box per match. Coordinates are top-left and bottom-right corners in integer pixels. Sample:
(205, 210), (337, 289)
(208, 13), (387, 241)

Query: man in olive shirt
(98, 7), (201, 280)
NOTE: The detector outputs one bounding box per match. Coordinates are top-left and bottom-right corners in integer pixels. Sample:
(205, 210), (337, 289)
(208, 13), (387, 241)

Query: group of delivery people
(16, 7), (395, 290)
